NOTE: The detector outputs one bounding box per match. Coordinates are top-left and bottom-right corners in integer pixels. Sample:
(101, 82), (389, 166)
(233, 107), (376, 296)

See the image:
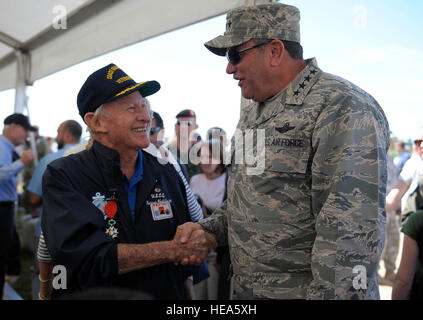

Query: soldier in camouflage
(175, 2), (390, 299)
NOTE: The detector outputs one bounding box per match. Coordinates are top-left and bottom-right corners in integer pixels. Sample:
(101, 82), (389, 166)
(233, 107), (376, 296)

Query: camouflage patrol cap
(205, 3), (300, 56)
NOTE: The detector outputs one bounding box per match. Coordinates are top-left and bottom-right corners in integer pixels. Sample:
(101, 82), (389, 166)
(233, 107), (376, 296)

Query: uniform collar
(247, 58), (321, 128)
(284, 57), (321, 105)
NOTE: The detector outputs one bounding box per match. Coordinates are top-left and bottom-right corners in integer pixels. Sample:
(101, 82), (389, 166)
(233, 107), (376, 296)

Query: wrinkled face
(101, 91), (151, 152)
(8, 123), (29, 146)
(226, 40), (270, 102)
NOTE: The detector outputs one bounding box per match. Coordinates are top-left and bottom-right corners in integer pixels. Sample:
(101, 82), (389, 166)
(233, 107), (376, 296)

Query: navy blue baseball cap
(77, 63), (160, 119)
(4, 113), (37, 131)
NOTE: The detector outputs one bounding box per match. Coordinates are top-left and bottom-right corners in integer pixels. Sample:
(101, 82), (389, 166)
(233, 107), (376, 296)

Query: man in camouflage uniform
(175, 3), (389, 299)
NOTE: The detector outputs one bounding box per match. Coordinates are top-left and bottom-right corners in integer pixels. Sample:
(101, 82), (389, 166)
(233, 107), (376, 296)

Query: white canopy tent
(0, 0), (274, 163)
(0, 0), (273, 114)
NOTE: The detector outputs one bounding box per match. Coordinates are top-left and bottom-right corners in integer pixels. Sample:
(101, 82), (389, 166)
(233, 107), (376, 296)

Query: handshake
(172, 222), (217, 266)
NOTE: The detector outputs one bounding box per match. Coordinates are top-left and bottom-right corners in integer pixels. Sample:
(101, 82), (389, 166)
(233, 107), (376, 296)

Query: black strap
(12, 150), (20, 162)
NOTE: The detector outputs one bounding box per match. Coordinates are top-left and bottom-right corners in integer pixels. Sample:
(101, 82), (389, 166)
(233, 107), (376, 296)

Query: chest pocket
(265, 136), (310, 174)
(265, 128), (311, 175)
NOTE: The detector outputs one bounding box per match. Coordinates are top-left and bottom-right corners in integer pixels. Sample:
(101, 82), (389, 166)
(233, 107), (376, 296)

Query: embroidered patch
(150, 201), (173, 221)
(276, 123), (296, 134)
(91, 192), (108, 220)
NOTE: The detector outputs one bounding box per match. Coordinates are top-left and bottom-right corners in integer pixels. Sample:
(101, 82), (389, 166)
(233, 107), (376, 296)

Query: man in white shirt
(385, 130), (423, 283)
(386, 130), (423, 214)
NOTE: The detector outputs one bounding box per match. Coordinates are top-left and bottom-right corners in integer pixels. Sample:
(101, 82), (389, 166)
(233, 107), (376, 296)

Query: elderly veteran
(175, 3), (390, 300)
(41, 64), (207, 299)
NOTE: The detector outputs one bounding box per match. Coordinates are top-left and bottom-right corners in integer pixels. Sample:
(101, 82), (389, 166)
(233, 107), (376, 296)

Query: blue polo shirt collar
(122, 151), (143, 219)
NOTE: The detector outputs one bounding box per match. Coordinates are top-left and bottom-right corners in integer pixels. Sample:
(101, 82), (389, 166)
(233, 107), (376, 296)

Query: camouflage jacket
(199, 58), (390, 300)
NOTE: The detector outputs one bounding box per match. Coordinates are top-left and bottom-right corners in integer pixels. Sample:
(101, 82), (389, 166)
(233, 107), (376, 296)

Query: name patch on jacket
(265, 137), (305, 148)
(147, 187), (173, 221)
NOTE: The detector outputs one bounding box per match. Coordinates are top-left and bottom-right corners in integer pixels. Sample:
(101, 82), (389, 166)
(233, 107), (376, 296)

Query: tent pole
(14, 49), (38, 165)
(14, 49), (30, 114)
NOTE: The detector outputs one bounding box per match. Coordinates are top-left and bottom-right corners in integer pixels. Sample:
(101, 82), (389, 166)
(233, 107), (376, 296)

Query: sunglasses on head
(149, 126), (161, 135)
(176, 120), (194, 126)
(414, 140), (423, 147)
(226, 40), (272, 65)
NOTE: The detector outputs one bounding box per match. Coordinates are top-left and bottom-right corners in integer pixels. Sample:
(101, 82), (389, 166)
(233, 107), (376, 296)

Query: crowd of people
(0, 3), (422, 300)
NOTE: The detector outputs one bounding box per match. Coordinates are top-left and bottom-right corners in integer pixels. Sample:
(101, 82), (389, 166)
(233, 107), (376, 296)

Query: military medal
(105, 192), (119, 239)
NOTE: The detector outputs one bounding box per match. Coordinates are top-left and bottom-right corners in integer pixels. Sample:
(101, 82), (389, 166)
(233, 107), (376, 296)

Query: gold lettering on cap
(107, 66), (119, 80)
(116, 76), (132, 84)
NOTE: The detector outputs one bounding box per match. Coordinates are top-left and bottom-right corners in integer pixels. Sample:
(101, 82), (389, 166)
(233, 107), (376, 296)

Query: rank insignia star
(294, 90), (300, 96)
(310, 69), (317, 74)
(299, 82), (306, 89)
(304, 75), (311, 82)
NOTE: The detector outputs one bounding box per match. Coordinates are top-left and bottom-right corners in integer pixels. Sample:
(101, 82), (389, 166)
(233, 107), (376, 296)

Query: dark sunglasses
(149, 126), (161, 135)
(176, 120), (194, 126)
(414, 140), (423, 147)
(226, 41), (271, 65)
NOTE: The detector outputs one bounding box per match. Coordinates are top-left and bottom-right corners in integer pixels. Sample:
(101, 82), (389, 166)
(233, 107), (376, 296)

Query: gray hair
(86, 104), (107, 135)
(144, 98), (153, 128)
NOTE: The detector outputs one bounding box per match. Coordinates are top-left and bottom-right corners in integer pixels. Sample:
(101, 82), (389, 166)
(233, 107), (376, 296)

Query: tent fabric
(0, 0), (247, 92)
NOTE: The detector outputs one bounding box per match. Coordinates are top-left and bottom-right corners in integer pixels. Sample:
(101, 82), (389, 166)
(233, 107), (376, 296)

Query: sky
(0, 0), (422, 145)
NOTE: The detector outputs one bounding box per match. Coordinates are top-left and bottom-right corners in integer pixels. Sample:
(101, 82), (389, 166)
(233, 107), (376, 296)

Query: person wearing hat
(175, 3), (390, 300)
(167, 109), (202, 180)
(40, 64), (208, 299)
(0, 113), (35, 298)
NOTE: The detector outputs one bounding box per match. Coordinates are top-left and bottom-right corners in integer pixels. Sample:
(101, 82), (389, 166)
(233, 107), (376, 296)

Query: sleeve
(307, 93), (389, 300)
(399, 158), (415, 186)
(37, 232), (52, 262)
(401, 211), (423, 241)
(0, 153), (24, 182)
(26, 157), (49, 196)
(198, 198), (229, 247)
(177, 170), (203, 222)
(41, 163), (119, 291)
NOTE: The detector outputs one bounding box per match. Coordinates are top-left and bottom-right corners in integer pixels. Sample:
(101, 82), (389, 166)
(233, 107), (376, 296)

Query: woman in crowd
(392, 209), (423, 299)
(190, 132), (229, 299)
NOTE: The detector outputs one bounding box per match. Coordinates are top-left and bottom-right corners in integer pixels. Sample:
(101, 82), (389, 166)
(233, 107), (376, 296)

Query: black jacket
(41, 141), (191, 299)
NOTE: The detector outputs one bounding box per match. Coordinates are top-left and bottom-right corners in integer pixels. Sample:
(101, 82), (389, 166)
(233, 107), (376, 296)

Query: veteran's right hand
(173, 222), (217, 265)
